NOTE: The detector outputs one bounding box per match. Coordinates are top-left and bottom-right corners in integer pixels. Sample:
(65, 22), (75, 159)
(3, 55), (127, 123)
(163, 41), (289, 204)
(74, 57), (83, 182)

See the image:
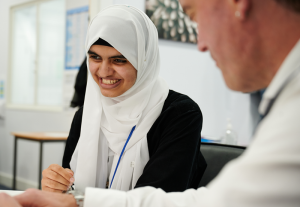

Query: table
(11, 132), (68, 190)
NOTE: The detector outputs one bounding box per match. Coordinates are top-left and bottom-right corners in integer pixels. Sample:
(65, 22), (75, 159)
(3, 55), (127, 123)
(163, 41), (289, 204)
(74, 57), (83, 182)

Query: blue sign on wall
(65, 6), (89, 70)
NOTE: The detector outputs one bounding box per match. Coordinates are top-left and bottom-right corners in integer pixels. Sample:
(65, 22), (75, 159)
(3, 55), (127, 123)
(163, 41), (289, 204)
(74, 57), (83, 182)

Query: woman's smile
(100, 78), (122, 89)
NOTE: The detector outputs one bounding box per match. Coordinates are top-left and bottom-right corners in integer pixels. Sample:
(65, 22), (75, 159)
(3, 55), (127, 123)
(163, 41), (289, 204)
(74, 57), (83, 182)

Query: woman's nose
(97, 61), (114, 77)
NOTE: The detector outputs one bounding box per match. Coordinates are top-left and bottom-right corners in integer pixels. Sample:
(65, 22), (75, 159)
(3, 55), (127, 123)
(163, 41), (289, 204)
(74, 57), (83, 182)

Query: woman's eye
(90, 55), (101, 60)
(114, 59), (127, 63)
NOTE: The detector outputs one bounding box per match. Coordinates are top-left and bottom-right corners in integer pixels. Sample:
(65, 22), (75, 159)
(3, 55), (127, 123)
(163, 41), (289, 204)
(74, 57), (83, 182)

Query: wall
(0, 0), (88, 190)
(158, 40), (258, 144)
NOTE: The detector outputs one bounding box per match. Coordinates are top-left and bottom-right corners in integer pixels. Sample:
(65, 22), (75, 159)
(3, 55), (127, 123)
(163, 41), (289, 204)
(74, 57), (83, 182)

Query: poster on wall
(64, 6), (89, 110)
(65, 5), (89, 70)
(146, 0), (198, 43)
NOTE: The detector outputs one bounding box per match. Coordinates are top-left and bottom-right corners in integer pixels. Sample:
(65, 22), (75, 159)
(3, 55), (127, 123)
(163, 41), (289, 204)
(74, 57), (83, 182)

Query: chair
(198, 142), (246, 187)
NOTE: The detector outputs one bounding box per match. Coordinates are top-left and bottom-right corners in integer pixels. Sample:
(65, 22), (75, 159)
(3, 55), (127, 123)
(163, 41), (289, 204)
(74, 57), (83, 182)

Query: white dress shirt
(84, 39), (300, 207)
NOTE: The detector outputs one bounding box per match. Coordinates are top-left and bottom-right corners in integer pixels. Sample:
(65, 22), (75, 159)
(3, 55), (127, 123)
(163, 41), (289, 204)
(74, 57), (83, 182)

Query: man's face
(180, 0), (267, 92)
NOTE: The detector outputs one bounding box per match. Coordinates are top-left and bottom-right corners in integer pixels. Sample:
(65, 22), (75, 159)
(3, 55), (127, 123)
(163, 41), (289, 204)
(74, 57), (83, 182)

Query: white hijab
(70, 5), (169, 192)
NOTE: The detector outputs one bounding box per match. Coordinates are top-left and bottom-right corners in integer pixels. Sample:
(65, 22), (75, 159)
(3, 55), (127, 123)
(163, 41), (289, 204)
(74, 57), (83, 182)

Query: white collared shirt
(84, 39), (300, 207)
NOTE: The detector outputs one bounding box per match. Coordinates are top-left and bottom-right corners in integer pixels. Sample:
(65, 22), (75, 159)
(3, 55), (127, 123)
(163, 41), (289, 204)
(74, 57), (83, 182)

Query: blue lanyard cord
(109, 125), (136, 188)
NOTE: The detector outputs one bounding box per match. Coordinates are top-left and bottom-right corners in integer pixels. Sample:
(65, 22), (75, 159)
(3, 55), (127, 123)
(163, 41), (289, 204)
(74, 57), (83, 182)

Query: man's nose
(197, 40), (208, 52)
(196, 29), (208, 52)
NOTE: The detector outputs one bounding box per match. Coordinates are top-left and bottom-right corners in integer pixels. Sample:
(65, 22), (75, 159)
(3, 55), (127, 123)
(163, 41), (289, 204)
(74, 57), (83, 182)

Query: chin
(223, 77), (247, 92)
(225, 82), (240, 92)
(225, 80), (259, 93)
(100, 89), (125, 98)
(100, 91), (117, 97)
(222, 68), (252, 93)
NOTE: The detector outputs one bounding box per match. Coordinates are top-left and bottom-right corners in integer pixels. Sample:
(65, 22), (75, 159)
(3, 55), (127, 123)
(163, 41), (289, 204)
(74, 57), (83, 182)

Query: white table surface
(0, 190), (24, 196)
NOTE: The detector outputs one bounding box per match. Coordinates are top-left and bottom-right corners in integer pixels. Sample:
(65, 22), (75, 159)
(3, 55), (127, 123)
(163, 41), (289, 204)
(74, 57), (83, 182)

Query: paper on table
(0, 190), (23, 196)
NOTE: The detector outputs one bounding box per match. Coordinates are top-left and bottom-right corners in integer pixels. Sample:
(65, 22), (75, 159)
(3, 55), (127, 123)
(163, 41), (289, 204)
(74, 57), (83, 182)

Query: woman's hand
(41, 164), (74, 193)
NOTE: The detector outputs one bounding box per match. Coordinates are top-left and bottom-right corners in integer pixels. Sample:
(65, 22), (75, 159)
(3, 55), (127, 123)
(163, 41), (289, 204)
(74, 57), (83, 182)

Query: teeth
(102, 79), (120, 84)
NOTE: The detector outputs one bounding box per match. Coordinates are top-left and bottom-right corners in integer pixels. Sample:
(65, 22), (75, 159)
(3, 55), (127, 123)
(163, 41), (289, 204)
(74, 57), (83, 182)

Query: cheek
(89, 61), (99, 75)
(127, 70), (137, 84)
(89, 61), (100, 84)
(117, 67), (137, 85)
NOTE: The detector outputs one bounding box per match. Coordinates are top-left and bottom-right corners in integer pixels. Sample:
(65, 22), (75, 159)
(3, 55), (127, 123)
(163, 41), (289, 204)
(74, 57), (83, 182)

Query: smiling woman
(88, 42), (137, 97)
(41, 5), (206, 193)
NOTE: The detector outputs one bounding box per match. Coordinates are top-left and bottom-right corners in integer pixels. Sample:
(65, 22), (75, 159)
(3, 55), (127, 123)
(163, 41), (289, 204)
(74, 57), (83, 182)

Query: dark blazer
(63, 90), (207, 192)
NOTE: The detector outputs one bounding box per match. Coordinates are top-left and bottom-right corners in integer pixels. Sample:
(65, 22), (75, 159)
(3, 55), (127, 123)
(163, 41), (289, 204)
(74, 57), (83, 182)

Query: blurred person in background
(70, 57), (87, 108)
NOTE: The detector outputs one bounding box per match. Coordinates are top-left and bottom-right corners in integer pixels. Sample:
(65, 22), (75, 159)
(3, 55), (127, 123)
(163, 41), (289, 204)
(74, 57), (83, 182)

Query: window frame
(7, 0), (65, 112)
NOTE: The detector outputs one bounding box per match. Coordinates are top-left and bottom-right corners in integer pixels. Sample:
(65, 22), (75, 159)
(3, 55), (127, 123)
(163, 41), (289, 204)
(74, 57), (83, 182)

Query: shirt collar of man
(259, 38), (300, 116)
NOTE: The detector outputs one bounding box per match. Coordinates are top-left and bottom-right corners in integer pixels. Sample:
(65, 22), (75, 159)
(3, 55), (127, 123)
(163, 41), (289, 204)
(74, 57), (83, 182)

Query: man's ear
(231, 0), (252, 20)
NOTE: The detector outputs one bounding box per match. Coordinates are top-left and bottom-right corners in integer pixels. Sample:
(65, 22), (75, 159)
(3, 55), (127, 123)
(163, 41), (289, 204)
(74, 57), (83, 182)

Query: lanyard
(109, 125), (136, 188)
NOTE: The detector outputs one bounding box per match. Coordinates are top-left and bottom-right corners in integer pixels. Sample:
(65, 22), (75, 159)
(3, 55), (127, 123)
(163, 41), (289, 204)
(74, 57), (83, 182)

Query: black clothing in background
(70, 57), (87, 107)
(63, 90), (207, 192)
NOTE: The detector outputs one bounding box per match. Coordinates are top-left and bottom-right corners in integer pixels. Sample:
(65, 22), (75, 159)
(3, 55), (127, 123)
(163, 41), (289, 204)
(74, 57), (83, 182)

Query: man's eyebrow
(109, 55), (126, 59)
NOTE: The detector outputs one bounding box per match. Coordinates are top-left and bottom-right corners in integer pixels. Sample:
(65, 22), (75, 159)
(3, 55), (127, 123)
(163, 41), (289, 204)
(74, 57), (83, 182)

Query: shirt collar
(259, 39), (300, 116)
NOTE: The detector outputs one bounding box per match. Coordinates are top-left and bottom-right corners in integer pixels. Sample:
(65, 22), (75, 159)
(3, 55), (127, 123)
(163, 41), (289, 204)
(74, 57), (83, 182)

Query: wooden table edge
(11, 132), (68, 141)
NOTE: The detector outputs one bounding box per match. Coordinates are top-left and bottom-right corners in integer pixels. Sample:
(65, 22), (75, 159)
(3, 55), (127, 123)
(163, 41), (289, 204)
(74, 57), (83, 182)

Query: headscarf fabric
(70, 5), (169, 191)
